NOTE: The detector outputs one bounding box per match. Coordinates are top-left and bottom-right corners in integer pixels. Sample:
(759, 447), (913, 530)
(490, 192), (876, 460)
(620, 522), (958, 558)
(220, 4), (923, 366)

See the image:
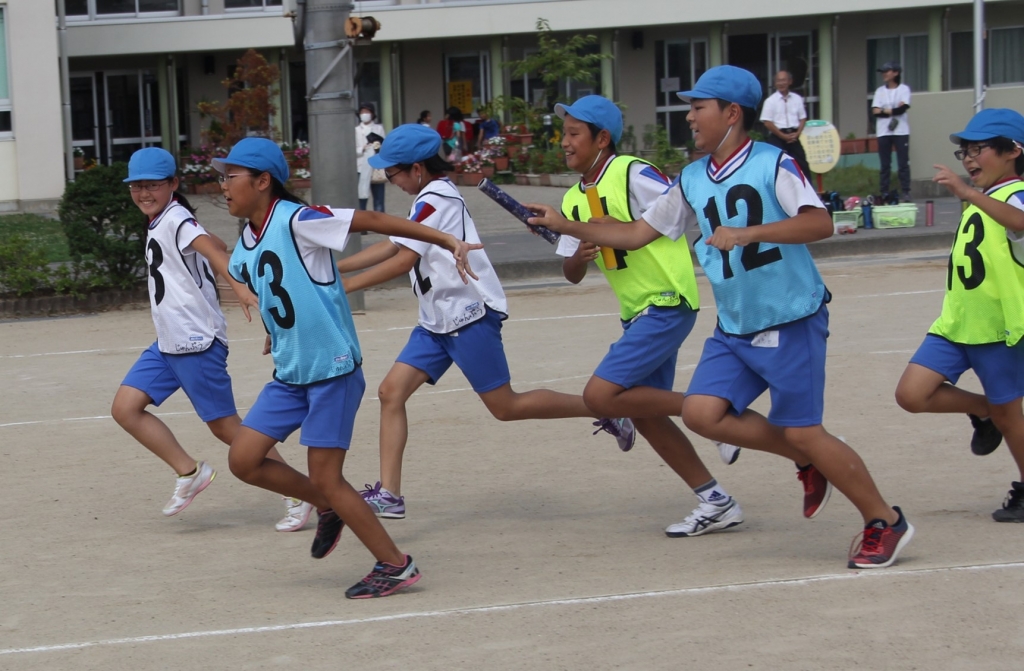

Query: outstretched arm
(190, 234), (258, 322)
(336, 239), (399, 274)
(705, 205), (832, 251)
(526, 203), (663, 251)
(934, 164), (1024, 233)
(350, 210), (482, 283)
(343, 246), (419, 294)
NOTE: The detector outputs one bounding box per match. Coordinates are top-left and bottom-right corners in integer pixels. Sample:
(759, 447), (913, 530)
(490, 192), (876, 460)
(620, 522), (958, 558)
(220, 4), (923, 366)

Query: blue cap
(950, 108), (1024, 146)
(677, 65), (762, 110)
(369, 124), (442, 169)
(211, 137), (289, 185)
(554, 95), (623, 144)
(124, 147), (177, 183)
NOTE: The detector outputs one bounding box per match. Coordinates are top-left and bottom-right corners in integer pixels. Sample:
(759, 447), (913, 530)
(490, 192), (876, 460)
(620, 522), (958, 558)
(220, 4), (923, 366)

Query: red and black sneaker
(310, 509), (344, 559)
(345, 554), (422, 599)
(848, 506), (915, 569)
(797, 464), (832, 519)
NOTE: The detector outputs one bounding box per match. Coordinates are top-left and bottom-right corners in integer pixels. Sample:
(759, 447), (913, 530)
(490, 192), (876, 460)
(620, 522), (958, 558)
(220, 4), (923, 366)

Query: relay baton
(477, 178), (560, 245)
(585, 185), (620, 269)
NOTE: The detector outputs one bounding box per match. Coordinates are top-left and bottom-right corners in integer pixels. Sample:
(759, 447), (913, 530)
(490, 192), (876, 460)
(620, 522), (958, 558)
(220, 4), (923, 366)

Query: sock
(694, 479), (730, 506)
(178, 466), (198, 478)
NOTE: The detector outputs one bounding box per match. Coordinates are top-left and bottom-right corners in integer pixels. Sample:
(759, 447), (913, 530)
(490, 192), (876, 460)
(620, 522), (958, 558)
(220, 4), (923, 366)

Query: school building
(2, 0), (1023, 211)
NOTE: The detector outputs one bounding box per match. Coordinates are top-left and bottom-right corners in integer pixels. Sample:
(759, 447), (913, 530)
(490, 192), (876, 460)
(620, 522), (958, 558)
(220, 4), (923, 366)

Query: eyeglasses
(954, 144), (994, 161)
(218, 173), (250, 184)
(384, 169), (404, 183)
(127, 180), (169, 192)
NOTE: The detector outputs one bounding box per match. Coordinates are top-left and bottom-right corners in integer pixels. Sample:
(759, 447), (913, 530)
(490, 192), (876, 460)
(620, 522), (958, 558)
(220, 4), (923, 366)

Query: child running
(334, 124), (635, 519)
(550, 95), (800, 536)
(895, 108), (1024, 522)
(218, 137), (479, 598)
(111, 147), (313, 532)
(528, 66), (914, 569)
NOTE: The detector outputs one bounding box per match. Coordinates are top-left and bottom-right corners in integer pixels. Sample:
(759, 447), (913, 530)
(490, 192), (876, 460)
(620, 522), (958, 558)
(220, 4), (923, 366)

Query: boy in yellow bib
(895, 108), (1024, 522)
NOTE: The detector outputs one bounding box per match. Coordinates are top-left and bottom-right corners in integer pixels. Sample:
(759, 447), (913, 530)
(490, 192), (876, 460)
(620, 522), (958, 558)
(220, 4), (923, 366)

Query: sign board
(659, 77), (680, 93)
(448, 80), (474, 115)
(799, 120), (841, 174)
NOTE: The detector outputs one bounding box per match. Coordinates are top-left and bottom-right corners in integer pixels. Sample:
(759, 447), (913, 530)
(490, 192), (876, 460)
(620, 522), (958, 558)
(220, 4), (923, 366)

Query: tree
(508, 19), (612, 108)
(197, 49), (280, 146)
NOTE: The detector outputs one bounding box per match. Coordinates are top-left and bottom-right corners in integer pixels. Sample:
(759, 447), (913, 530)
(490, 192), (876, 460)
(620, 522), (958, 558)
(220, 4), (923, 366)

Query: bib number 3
(703, 185), (782, 279)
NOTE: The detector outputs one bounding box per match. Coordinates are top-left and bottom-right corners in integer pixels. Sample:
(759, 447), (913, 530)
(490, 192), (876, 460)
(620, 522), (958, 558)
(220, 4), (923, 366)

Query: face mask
(360, 113), (372, 123)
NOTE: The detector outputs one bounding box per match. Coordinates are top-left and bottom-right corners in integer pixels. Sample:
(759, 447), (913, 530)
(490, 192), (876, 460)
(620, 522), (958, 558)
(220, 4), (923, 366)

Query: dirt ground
(1, 252), (1021, 670)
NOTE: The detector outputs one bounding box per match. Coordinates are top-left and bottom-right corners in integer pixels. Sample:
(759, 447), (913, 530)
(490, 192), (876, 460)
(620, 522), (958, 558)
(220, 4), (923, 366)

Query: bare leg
(477, 382), (596, 422)
(308, 448), (404, 565)
(228, 427), (330, 510)
(377, 363), (431, 495)
(895, 363), (990, 416)
(681, 394), (809, 465)
(206, 413), (289, 465)
(990, 398), (1024, 481)
(111, 385), (197, 475)
(583, 376), (686, 419)
(632, 416), (713, 488)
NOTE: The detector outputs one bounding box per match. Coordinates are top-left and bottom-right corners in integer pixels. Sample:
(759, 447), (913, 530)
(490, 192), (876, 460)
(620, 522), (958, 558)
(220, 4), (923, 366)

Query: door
(103, 70), (161, 164)
(70, 74), (99, 164)
(770, 32), (817, 119)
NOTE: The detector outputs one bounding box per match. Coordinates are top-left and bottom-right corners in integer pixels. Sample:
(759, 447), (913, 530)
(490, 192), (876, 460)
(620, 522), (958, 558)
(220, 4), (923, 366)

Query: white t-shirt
(759, 91), (807, 130)
(642, 142), (823, 241)
(556, 158), (671, 257)
(146, 199), (227, 354)
(390, 178), (507, 333)
(872, 84), (911, 137)
(238, 202), (353, 284)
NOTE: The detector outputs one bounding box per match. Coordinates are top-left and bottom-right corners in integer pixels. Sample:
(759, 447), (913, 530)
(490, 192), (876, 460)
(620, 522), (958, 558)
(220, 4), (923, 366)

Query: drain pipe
(57, 0), (75, 182)
(201, 0), (209, 15)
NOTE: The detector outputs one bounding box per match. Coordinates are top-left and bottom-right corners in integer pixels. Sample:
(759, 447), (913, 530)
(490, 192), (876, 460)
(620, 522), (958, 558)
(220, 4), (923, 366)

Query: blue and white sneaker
(360, 482), (406, 519)
(593, 418), (637, 452)
(665, 497), (744, 537)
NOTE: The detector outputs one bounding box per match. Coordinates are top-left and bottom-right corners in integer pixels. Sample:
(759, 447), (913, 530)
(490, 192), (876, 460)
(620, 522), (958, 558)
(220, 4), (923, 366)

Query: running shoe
(276, 497), (313, 532)
(345, 554), (421, 599)
(847, 506), (914, 569)
(359, 482), (406, 519)
(715, 441), (741, 465)
(992, 482), (1024, 523)
(797, 464), (833, 519)
(593, 417), (636, 452)
(162, 461), (215, 516)
(310, 509), (344, 559)
(665, 497), (744, 537)
(968, 414), (1002, 456)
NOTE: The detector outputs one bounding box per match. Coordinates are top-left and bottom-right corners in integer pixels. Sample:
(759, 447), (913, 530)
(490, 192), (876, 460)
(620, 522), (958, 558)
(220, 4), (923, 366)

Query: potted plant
(481, 159), (496, 179)
(459, 154), (484, 186)
(73, 147), (85, 171)
(840, 133), (867, 155)
(289, 168), (311, 190)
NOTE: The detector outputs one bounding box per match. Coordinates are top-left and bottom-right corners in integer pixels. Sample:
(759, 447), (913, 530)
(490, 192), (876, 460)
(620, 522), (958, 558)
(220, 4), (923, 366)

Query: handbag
(371, 168), (387, 184)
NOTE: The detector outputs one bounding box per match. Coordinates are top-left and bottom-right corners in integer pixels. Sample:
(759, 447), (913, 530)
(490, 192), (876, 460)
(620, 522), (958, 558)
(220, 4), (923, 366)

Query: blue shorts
(686, 306), (829, 427)
(121, 341), (235, 422)
(242, 368), (366, 448)
(594, 306), (697, 391)
(910, 334), (1024, 405)
(396, 309), (511, 393)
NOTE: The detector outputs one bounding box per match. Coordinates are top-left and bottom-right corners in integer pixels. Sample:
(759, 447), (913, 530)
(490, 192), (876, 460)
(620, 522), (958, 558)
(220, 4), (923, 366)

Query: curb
(0, 288), (148, 318)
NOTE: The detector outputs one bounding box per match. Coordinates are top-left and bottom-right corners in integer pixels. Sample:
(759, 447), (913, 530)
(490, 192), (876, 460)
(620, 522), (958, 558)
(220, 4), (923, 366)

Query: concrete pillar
(490, 36), (504, 103)
(928, 8), (943, 92)
(709, 23), (723, 67)
(379, 41), (394, 131)
(156, 59), (171, 151)
(600, 31), (614, 99)
(166, 55), (180, 155)
(818, 15), (833, 122)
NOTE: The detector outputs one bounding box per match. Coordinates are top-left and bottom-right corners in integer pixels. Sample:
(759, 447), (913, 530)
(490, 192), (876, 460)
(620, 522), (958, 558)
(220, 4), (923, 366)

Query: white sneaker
(162, 461), (216, 516)
(276, 497), (313, 532)
(665, 498), (744, 537)
(715, 441), (741, 465)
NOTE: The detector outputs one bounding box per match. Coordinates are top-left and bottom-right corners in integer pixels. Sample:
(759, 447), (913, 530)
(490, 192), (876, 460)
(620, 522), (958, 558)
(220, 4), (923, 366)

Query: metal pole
(973, 0), (985, 112)
(304, 0), (363, 310)
(57, 0), (75, 182)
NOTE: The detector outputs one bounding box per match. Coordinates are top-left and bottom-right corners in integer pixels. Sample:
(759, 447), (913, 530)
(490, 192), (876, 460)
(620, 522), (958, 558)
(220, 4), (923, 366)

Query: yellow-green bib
(561, 155), (700, 321)
(930, 180), (1024, 346)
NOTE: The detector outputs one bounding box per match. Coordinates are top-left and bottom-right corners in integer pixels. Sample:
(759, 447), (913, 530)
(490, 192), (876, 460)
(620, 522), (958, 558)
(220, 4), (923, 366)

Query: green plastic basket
(832, 210), (860, 233)
(873, 204), (918, 228)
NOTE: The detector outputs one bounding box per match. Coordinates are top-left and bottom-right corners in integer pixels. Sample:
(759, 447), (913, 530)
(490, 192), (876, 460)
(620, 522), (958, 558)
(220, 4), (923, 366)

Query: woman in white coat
(355, 103), (387, 211)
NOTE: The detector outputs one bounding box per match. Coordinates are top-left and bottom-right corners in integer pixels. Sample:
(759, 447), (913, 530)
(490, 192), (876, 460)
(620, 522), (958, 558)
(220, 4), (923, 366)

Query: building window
(949, 31), (974, 90)
(444, 52), (489, 115)
(867, 35), (928, 93)
(990, 26), (1024, 86)
(64, 0), (180, 19)
(225, 0), (283, 10)
(654, 39), (707, 147)
(0, 7), (10, 136)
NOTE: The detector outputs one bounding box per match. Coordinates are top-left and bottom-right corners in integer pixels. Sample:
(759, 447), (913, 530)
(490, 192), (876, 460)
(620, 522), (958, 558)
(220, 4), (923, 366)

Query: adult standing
(436, 107), (466, 162)
(355, 103), (387, 212)
(760, 70), (812, 179)
(871, 61), (912, 201)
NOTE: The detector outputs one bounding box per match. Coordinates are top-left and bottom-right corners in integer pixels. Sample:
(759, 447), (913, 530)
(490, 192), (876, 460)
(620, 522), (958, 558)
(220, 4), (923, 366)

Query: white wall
(0, 141), (18, 205)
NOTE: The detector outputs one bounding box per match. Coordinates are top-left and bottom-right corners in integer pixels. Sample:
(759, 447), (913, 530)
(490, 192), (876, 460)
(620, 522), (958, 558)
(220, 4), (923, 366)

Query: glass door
(103, 70), (161, 163)
(70, 74), (100, 164)
(770, 32), (817, 119)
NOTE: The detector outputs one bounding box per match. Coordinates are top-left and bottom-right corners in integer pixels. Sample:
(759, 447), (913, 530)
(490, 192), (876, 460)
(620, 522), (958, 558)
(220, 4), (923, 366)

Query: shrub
(58, 162), (147, 290)
(0, 235), (52, 296)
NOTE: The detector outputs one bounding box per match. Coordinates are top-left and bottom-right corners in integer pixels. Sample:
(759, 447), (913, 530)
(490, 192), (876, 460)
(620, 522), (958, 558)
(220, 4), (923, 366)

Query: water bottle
(925, 200), (934, 227)
(862, 196), (874, 230)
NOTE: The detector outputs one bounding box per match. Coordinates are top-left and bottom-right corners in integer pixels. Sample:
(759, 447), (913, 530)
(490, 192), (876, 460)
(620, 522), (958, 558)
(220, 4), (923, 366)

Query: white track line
(2, 560), (1020, 657)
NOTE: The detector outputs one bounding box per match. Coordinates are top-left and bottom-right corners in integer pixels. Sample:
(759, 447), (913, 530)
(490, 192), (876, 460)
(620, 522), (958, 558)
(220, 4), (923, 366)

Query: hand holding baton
(478, 178), (560, 245)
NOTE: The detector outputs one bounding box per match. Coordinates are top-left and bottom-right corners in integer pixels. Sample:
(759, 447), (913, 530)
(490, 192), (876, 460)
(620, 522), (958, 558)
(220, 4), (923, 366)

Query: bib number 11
(703, 185), (782, 279)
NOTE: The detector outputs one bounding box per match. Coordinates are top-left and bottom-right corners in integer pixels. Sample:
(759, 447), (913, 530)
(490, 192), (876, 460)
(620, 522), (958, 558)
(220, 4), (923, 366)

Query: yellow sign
(799, 120), (841, 174)
(448, 80), (474, 115)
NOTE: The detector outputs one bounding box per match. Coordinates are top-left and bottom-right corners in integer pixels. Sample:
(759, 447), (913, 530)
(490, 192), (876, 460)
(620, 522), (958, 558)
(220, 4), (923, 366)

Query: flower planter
(840, 139), (868, 155)
(515, 133), (534, 147)
(539, 173), (552, 187)
(493, 156), (510, 171)
(503, 134), (520, 146)
(289, 178), (311, 190)
(866, 137), (879, 153)
(461, 172), (484, 187)
(515, 174), (530, 186)
(526, 174), (542, 187)
(551, 173), (579, 188)
(481, 166), (496, 179)
(73, 157), (85, 171)
(188, 182), (221, 195)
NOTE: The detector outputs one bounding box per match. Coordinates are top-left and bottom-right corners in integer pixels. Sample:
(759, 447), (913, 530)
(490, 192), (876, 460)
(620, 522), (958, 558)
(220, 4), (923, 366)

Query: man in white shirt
(871, 61), (912, 201)
(760, 70), (812, 179)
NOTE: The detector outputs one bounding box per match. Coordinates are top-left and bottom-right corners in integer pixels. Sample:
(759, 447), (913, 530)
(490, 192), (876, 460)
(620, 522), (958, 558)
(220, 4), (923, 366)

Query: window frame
(443, 51), (490, 114)
(988, 24), (1024, 87)
(223, 0), (284, 14)
(65, 0), (180, 21)
(0, 5), (12, 139)
(654, 38), (708, 148)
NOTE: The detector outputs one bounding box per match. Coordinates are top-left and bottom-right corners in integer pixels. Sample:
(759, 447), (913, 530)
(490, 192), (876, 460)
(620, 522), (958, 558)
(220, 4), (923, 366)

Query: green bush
(0, 235), (52, 296)
(58, 163), (147, 290)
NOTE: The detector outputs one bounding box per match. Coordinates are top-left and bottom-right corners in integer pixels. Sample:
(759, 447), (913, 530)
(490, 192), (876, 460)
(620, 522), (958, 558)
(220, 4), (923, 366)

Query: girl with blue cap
(896, 108), (1024, 522)
(217, 137), (480, 598)
(335, 124), (633, 521)
(111, 147), (316, 528)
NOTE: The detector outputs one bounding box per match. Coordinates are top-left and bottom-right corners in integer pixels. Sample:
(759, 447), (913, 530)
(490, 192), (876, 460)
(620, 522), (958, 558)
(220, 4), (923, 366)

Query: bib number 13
(702, 185), (782, 279)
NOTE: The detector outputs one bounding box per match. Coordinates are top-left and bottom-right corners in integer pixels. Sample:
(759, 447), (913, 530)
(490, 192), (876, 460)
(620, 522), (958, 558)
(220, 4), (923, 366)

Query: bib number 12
(703, 185), (782, 279)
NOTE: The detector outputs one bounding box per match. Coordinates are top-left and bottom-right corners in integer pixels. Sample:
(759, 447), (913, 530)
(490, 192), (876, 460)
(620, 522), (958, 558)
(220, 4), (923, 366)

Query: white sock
(694, 479), (730, 505)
